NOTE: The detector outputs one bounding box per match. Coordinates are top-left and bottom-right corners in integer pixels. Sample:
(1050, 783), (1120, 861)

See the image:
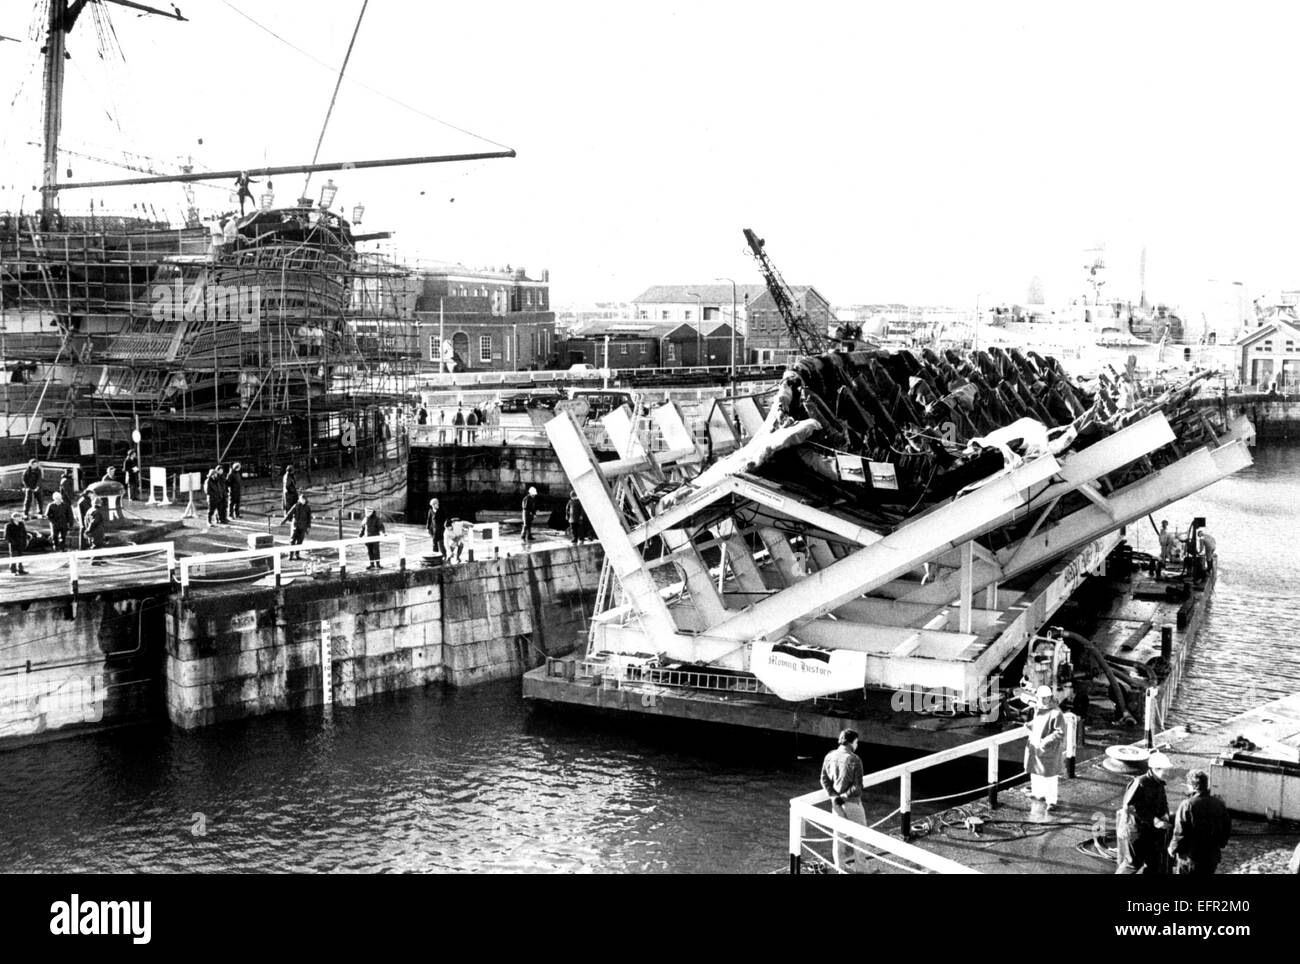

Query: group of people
(420, 487), (595, 563)
(1023, 686), (1232, 874)
(7, 460), (112, 575)
(1157, 519), (1217, 578)
(415, 401), (498, 444)
(203, 462), (243, 527)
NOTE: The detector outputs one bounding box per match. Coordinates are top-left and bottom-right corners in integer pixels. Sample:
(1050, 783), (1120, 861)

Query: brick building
(630, 284), (766, 335)
(561, 319), (745, 369)
(414, 265), (556, 371)
(745, 286), (833, 363)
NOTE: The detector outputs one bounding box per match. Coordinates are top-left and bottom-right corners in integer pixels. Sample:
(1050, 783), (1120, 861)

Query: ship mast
(38, 0), (187, 222)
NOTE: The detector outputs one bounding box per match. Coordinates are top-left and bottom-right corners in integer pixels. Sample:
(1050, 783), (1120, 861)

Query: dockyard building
(414, 264), (556, 371)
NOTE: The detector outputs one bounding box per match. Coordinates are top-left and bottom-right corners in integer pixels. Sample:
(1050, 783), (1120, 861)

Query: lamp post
(686, 290), (703, 368)
(715, 277), (737, 397)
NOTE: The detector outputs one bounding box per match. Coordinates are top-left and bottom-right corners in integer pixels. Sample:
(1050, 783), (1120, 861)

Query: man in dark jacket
(280, 494), (312, 559)
(521, 487), (538, 543)
(1117, 752), (1173, 874)
(426, 498), (442, 555)
(204, 469), (227, 527)
(5, 512), (28, 574)
(359, 507), (386, 569)
(1169, 768), (1231, 875)
(82, 499), (107, 562)
(21, 459), (43, 519)
(566, 490), (586, 545)
(75, 490), (93, 548)
(452, 404), (466, 444)
(58, 468), (76, 507)
(122, 448), (140, 501)
(227, 462), (243, 519)
(45, 492), (74, 552)
(282, 466), (298, 514)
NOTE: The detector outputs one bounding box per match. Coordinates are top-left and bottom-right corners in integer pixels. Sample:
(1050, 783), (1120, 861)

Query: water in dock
(2, 446), (1298, 873)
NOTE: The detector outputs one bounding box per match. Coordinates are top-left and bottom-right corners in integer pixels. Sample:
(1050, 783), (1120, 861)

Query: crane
(742, 227), (861, 358)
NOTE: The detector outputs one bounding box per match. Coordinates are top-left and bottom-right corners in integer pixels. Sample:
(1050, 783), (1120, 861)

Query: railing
(788, 727), (1037, 875)
(178, 533), (408, 594)
(408, 421), (617, 450)
(545, 656), (774, 696)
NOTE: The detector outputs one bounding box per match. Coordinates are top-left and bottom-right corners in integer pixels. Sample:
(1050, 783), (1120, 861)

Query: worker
(122, 448), (139, 501)
(1116, 751), (1173, 874)
(204, 468), (227, 527)
(45, 492), (73, 552)
(82, 498), (107, 562)
(279, 493), (312, 560)
(1024, 685), (1066, 811)
(281, 465), (298, 515)
(75, 490), (93, 548)
(1168, 768), (1231, 875)
(426, 498), (443, 555)
(1158, 519), (1177, 568)
(227, 462), (243, 520)
(444, 518), (467, 563)
(416, 405), (428, 425)
(1197, 530), (1217, 573)
(521, 486), (538, 543)
(465, 406), (479, 443)
(5, 512), (28, 575)
(359, 507), (386, 570)
(566, 490), (586, 545)
(437, 408), (447, 444)
(820, 729), (868, 874)
(58, 467), (76, 507)
(20, 458), (44, 519)
(452, 404), (466, 444)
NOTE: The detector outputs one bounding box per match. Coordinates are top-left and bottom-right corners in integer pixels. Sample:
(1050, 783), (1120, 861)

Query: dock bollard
(1160, 625), (1172, 659)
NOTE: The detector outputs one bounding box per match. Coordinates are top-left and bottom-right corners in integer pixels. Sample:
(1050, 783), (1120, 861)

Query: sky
(1, 0), (1298, 318)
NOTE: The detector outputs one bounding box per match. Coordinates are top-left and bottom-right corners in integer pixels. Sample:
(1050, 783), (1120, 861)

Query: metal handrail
(178, 532), (408, 593)
(788, 726), (1033, 874)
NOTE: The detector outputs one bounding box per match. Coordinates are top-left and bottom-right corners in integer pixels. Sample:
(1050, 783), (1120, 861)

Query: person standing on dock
(566, 490), (586, 545)
(122, 448), (139, 502)
(521, 487), (538, 543)
(20, 459), (44, 519)
(1168, 769), (1231, 875)
(1116, 752), (1173, 874)
(282, 466), (298, 515)
(1158, 520), (1177, 569)
(452, 404), (466, 445)
(437, 408), (447, 444)
(204, 468), (228, 527)
(228, 463), (243, 520)
(820, 729), (869, 873)
(280, 494), (313, 560)
(58, 467), (76, 508)
(359, 507), (386, 569)
(426, 498), (443, 555)
(1025, 685), (1066, 811)
(466, 407), (480, 443)
(45, 492), (73, 552)
(82, 499), (106, 561)
(75, 490), (92, 549)
(5, 512), (29, 575)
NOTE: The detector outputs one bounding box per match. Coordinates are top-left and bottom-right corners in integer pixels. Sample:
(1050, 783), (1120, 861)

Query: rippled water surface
(1, 445), (1296, 872)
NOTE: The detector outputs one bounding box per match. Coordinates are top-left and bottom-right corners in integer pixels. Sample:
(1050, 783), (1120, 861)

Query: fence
(178, 533), (409, 594)
(788, 726), (1042, 874)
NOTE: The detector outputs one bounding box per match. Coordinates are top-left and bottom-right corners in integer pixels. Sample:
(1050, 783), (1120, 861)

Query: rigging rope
(302, 0), (369, 200)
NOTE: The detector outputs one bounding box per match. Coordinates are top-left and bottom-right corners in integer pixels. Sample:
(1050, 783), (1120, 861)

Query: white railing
(788, 726), (1038, 874)
(178, 533), (408, 593)
(66, 541), (177, 598)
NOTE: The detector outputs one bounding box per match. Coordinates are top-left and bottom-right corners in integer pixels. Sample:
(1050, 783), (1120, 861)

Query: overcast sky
(1, 1), (1296, 315)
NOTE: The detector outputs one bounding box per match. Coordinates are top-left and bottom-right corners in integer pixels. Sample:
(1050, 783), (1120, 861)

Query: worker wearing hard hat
(1117, 752), (1174, 874)
(1024, 685), (1066, 810)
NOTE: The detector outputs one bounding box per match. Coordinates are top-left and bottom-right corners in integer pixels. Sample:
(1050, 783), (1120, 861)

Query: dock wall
(1191, 393), (1300, 441)
(0, 588), (166, 742)
(165, 544), (601, 730)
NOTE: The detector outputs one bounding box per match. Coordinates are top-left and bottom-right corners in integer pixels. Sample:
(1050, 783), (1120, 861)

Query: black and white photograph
(0, 0), (1295, 935)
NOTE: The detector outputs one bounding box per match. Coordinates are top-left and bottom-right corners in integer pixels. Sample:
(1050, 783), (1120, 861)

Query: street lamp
(715, 277), (737, 397)
(319, 178), (338, 210)
(686, 290), (703, 368)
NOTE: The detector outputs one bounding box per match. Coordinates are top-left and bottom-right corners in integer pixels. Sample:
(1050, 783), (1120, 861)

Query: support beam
(545, 411), (679, 640)
(958, 541), (974, 635)
(898, 440), (1252, 606)
(705, 454), (1061, 642)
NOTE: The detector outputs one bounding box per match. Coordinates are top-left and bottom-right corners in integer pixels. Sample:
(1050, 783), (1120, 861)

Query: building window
(1288, 341), (1295, 352)
(479, 334), (492, 363)
(667, 344), (677, 363)
(661, 309), (670, 320)
(684, 310), (693, 321)
(1264, 341), (1273, 351)
(619, 343), (628, 356)
(637, 309), (648, 319)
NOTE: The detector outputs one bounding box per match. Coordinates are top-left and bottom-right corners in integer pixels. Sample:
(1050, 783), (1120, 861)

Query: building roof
(748, 286), (832, 311)
(631, 284), (767, 305)
(1236, 318), (1300, 347)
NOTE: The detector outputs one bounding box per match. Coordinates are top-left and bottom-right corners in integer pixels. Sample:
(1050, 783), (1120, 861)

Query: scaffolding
(0, 207), (424, 482)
